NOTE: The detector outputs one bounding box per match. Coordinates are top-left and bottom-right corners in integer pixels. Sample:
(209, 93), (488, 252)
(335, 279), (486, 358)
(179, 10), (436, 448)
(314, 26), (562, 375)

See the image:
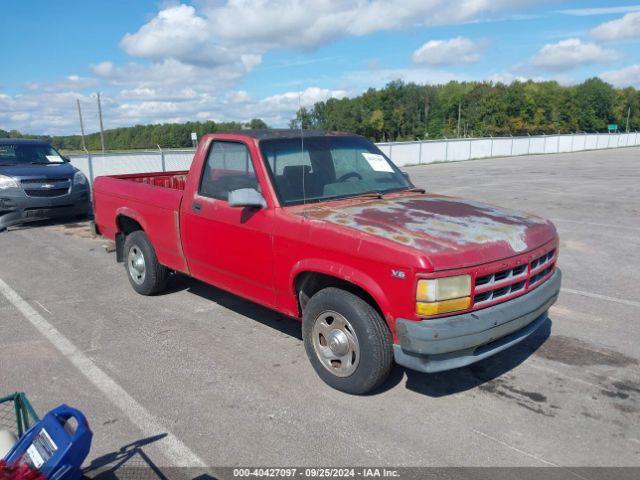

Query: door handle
(191, 202), (202, 212)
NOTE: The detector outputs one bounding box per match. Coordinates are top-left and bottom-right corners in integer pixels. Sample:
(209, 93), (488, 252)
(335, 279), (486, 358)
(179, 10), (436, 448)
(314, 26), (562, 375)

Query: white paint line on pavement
(34, 300), (52, 315)
(0, 276), (207, 468)
(561, 288), (640, 308)
(472, 429), (558, 466)
(472, 429), (590, 480)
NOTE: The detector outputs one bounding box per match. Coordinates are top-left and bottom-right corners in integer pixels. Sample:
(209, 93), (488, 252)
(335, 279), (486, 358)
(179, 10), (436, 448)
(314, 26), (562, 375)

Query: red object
(93, 132), (558, 342)
(0, 461), (46, 480)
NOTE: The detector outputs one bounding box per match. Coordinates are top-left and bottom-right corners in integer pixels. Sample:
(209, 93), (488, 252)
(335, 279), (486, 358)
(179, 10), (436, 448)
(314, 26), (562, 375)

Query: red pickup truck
(93, 130), (561, 394)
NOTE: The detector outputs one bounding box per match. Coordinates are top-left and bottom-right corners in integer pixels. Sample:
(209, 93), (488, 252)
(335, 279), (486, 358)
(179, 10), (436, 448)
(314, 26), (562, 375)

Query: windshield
(0, 143), (65, 166)
(260, 136), (411, 206)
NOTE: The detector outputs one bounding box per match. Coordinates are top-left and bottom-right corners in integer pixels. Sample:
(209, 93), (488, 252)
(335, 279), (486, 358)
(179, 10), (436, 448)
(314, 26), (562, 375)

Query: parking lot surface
(1, 147), (639, 472)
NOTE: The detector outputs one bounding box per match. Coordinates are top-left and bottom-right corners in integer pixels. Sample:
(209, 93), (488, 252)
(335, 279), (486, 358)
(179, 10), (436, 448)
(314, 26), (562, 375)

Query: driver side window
(199, 142), (257, 201)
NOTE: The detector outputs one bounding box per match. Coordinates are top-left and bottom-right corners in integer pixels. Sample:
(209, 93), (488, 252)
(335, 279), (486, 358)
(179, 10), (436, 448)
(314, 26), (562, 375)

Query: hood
(0, 162), (77, 179)
(302, 193), (557, 270)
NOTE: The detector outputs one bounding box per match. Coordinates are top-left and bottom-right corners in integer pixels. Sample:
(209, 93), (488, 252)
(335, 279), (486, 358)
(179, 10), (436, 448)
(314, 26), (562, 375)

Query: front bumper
(0, 187), (91, 230)
(394, 269), (561, 373)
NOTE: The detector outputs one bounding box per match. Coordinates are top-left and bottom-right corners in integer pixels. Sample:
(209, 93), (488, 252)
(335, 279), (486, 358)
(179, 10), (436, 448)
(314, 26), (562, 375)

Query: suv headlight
(0, 175), (18, 190)
(73, 171), (88, 185)
(416, 274), (471, 316)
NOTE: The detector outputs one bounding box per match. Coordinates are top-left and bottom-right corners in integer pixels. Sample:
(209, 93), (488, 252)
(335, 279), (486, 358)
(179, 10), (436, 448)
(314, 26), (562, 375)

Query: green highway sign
(607, 124), (618, 132)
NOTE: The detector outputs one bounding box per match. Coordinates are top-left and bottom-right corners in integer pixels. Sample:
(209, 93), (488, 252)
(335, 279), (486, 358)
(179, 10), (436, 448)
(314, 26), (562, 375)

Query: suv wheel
(302, 287), (393, 394)
(123, 231), (168, 295)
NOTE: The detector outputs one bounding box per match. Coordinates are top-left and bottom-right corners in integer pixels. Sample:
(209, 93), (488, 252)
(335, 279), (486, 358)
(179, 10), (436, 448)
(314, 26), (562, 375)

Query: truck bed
(111, 171), (189, 190)
(93, 170), (190, 273)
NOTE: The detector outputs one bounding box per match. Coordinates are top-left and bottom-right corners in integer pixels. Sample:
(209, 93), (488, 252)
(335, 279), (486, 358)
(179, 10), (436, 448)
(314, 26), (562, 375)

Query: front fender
(290, 258), (392, 322)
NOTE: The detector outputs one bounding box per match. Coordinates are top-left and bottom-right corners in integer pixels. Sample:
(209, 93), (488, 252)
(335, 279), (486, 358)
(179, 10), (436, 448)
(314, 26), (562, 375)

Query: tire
(123, 230), (168, 295)
(302, 287), (393, 394)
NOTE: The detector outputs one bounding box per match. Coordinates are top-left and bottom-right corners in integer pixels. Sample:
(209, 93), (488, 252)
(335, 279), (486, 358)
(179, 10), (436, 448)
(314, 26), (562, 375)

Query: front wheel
(123, 230), (168, 295)
(302, 287), (393, 394)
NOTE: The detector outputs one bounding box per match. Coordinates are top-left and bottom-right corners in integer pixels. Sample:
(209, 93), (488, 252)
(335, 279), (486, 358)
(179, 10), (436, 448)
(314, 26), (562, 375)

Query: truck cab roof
(218, 129), (359, 141)
(0, 138), (51, 146)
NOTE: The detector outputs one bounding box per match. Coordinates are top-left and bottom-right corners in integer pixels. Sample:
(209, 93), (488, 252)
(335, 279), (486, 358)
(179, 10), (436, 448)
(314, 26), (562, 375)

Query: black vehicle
(0, 139), (91, 231)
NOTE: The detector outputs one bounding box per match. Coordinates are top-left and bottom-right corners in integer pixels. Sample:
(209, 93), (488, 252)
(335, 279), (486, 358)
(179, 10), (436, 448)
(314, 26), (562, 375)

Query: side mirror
(401, 171), (411, 182)
(61, 155), (71, 163)
(228, 188), (266, 209)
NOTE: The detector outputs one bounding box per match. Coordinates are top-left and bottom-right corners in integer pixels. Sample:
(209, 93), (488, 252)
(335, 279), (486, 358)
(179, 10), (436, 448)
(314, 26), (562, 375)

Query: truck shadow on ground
(377, 318), (552, 397)
(162, 273), (303, 340)
(162, 273), (551, 397)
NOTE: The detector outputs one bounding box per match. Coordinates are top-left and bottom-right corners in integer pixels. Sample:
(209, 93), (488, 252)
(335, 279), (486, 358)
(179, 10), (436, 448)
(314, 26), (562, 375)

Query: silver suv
(0, 138), (91, 231)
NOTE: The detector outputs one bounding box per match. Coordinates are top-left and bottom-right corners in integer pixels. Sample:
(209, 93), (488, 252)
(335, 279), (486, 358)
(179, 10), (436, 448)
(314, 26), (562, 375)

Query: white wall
(69, 132), (640, 181)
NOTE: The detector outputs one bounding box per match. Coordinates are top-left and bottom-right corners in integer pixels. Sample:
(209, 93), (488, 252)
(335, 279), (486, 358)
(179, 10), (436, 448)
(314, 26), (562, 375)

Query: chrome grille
(473, 249), (556, 307)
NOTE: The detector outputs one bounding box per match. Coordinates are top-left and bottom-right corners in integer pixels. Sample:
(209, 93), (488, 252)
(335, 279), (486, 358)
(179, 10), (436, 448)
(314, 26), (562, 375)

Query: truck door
(180, 140), (276, 308)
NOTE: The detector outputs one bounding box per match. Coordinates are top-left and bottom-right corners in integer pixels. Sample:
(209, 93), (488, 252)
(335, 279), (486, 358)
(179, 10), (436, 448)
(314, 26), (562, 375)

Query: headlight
(73, 171), (88, 185)
(416, 274), (471, 316)
(0, 175), (18, 190)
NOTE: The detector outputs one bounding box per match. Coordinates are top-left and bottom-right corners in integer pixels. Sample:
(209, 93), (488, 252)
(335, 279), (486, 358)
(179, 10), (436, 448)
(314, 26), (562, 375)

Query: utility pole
(626, 106), (631, 133)
(96, 92), (105, 152)
(76, 99), (86, 152)
(457, 103), (462, 138)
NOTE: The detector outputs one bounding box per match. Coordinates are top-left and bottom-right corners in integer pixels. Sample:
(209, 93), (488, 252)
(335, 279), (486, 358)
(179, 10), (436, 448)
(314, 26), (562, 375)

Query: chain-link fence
(0, 392), (39, 438)
(67, 132), (640, 184)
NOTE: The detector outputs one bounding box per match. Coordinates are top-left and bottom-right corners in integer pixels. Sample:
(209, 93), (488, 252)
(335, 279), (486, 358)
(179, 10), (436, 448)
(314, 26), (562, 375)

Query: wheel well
(295, 271), (384, 319)
(115, 215), (143, 262)
(116, 215), (143, 235)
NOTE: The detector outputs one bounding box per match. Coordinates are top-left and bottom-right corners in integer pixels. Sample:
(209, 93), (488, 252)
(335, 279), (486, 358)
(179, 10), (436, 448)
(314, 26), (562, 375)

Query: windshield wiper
(355, 191), (385, 199)
(406, 187), (426, 194)
(29, 161), (54, 165)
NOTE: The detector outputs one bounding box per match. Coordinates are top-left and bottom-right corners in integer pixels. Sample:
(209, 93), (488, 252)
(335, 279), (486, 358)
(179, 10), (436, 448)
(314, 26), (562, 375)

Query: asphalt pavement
(1, 147), (639, 475)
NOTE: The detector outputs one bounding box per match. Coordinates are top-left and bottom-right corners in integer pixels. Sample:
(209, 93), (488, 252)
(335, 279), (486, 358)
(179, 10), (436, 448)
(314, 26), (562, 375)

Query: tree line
(0, 119), (268, 152)
(2, 77), (639, 149)
(291, 78), (640, 141)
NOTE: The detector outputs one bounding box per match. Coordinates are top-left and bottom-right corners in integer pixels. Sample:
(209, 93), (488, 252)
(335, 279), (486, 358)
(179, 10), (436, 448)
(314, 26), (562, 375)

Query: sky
(1, 0), (640, 136)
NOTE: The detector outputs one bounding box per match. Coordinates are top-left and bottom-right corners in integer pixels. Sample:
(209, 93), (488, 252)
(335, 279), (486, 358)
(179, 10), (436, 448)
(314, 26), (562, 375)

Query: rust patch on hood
(301, 194), (556, 264)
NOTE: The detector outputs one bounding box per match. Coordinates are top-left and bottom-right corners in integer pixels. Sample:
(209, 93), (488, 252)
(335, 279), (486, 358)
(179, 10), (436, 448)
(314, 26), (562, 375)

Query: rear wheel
(302, 287), (393, 394)
(123, 230), (168, 295)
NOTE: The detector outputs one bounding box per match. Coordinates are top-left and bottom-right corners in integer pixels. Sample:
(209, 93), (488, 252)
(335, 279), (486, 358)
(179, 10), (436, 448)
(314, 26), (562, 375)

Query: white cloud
(485, 71), (575, 86)
(591, 12), (640, 41)
(24, 75), (98, 92)
(0, 0), (546, 135)
(559, 6), (640, 17)
(118, 0), (536, 64)
(486, 72), (546, 84)
(412, 37), (481, 65)
(226, 90), (251, 103)
(601, 64), (640, 87)
(120, 5), (210, 62)
(344, 66), (465, 88)
(0, 91), (99, 135)
(202, 0), (533, 50)
(531, 38), (618, 71)
(0, 84), (349, 135)
(259, 87), (347, 111)
(91, 61), (115, 77)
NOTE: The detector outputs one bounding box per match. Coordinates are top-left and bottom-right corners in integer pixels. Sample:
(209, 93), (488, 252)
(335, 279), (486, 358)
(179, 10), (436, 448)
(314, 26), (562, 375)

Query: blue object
(4, 404), (92, 480)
